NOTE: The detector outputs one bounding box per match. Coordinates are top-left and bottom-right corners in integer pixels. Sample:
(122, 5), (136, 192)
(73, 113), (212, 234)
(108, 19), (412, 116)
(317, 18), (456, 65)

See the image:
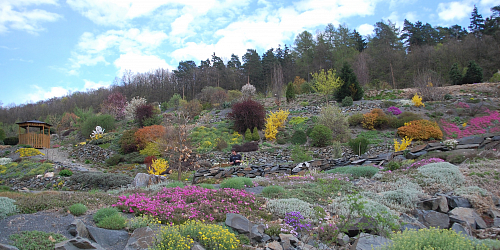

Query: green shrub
(341, 96), (353, 107)
(119, 129), (138, 154)
(310, 125), (332, 147)
(417, 162), (465, 189)
(197, 183), (215, 189)
(122, 152), (146, 164)
(220, 177), (253, 189)
(69, 172), (133, 190)
(388, 112), (422, 128)
(252, 127), (260, 141)
(105, 154), (123, 166)
(3, 136), (19, 145)
(0, 197), (17, 219)
(9, 231), (66, 250)
(381, 100), (398, 108)
(489, 70), (500, 83)
(382, 228), (488, 250)
(348, 113), (364, 126)
(96, 213), (126, 230)
(301, 82), (315, 94)
(93, 207), (119, 223)
(318, 105), (350, 142)
(164, 181), (185, 188)
(127, 214), (160, 231)
(0, 128), (5, 142)
(462, 60), (483, 84)
(58, 169), (73, 177)
(325, 166), (379, 178)
(348, 137), (370, 155)
(80, 114), (115, 138)
(336, 63), (364, 101)
(262, 185), (285, 198)
(68, 203), (87, 216)
(291, 130), (307, 145)
(245, 128), (252, 142)
(331, 141), (343, 158)
(286, 82), (296, 103)
(266, 198), (316, 219)
(291, 145), (312, 163)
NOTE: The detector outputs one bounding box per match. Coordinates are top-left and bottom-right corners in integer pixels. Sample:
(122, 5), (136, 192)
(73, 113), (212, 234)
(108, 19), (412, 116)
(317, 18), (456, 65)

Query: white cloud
(25, 85), (71, 103)
(405, 12), (418, 22)
(0, 0), (61, 34)
(83, 80), (111, 90)
(357, 23), (374, 36)
(114, 52), (172, 74)
(437, 1), (472, 22)
(170, 14), (195, 36)
(10, 58), (33, 63)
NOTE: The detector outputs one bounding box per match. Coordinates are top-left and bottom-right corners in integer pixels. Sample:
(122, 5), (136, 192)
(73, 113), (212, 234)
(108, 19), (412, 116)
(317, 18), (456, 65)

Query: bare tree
(272, 64), (284, 106)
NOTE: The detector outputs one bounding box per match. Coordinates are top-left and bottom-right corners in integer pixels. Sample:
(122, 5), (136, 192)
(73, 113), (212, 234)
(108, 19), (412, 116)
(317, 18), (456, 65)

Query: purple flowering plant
(387, 106), (402, 116)
(407, 158), (445, 169)
(284, 211), (313, 232)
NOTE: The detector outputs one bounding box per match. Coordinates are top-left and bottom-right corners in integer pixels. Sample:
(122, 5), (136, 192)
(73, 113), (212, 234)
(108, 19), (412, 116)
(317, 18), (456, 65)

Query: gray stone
(400, 213), (426, 231)
(456, 144), (480, 149)
(348, 217), (377, 236)
(492, 195), (500, 206)
(392, 155), (406, 162)
(280, 233), (299, 250)
(67, 219), (89, 239)
(447, 196), (472, 209)
(298, 242), (318, 250)
(336, 233), (350, 246)
(55, 237), (105, 250)
(86, 226), (130, 248)
(250, 224), (265, 242)
(124, 227), (156, 250)
(355, 233), (392, 250)
(406, 150), (427, 159)
(0, 243), (19, 250)
(191, 242), (206, 250)
(492, 136), (500, 141)
(267, 241), (283, 250)
(487, 208), (500, 218)
(494, 218), (500, 227)
(451, 223), (472, 238)
(416, 210), (450, 229)
(131, 173), (166, 187)
(457, 136), (484, 145)
(225, 213), (252, 234)
(449, 207), (487, 229)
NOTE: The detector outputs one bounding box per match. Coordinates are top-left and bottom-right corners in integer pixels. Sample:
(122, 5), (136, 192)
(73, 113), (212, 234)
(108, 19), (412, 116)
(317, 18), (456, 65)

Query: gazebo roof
(16, 120), (52, 127)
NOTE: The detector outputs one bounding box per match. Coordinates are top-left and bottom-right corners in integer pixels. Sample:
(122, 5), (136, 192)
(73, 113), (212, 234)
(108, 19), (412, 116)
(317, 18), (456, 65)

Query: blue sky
(0, 0), (496, 107)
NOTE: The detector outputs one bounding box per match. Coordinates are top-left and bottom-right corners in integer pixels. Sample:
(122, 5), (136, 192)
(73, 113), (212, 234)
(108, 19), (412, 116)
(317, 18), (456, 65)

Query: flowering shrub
(362, 108), (388, 130)
(284, 211), (313, 232)
(408, 158), (445, 169)
(15, 148), (45, 158)
(189, 124), (243, 153)
(139, 142), (161, 157)
(241, 83), (256, 99)
(264, 222), (297, 237)
(175, 220), (240, 250)
(397, 120), (442, 140)
(411, 93), (425, 107)
(90, 126), (104, 140)
(101, 92), (126, 120)
(148, 158), (169, 175)
(443, 139), (458, 149)
(394, 136), (412, 152)
(114, 186), (263, 224)
(265, 109), (290, 141)
(316, 223), (339, 244)
(387, 106), (402, 116)
(134, 125), (166, 150)
(457, 102), (470, 109)
(125, 96), (147, 120)
(441, 110), (500, 139)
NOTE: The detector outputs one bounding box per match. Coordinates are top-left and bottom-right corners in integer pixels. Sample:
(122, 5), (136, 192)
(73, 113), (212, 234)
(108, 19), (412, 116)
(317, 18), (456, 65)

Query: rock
(124, 227), (156, 250)
(250, 224), (265, 242)
(494, 218), (500, 227)
(348, 217), (377, 236)
(44, 172), (54, 178)
(131, 173), (166, 188)
(298, 242), (318, 250)
(411, 144), (427, 153)
(456, 144), (480, 149)
(55, 237), (105, 250)
(400, 213), (427, 231)
(191, 242), (206, 250)
(336, 233), (350, 246)
(451, 223), (472, 238)
(354, 233), (392, 250)
(457, 136), (484, 145)
(86, 226), (130, 248)
(406, 150), (427, 159)
(417, 196), (448, 212)
(449, 207), (487, 229)
(492, 136), (500, 141)
(447, 196), (472, 209)
(225, 213), (252, 234)
(416, 210), (450, 229)
(267, 241), (283, 250)
(0, 243), (19, 250)
(279, 233), (299, 250)
(492, 195), (500, 207)
(487, 208), (500, 218)
(67, 219), (89, 239)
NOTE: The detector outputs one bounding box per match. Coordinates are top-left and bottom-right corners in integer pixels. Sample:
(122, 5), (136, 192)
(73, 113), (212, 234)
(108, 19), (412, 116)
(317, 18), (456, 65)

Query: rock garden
(1, 82), (500, 250)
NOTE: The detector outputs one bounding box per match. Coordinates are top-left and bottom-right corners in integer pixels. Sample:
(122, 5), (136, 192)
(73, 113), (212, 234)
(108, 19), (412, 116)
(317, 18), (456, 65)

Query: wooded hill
(1, 5), (499, 127)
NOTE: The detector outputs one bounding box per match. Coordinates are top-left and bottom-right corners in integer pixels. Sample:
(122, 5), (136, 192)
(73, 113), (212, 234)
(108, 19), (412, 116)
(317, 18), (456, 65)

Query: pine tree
(468, 5), (485, 34)
(245, 128), (252, 142)
(336, 63), (364, 102)
(285, 82), (295, 103)
(252, 127), (260, 141)
(463, 61), (483, 84)
(449, 63), (463, 85)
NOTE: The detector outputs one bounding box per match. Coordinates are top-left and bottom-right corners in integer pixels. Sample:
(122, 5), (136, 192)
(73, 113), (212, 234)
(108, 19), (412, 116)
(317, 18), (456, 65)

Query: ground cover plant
(441, 109), (500, 138)
(0, 160), (54, 180)
(325, 166), (379, 179)
(189, 122), (243, 153)
(9, 231), (67, 250)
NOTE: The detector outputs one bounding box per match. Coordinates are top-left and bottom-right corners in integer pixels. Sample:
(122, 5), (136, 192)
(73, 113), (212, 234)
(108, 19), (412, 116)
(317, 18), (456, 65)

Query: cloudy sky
(0, 0), (496, 107)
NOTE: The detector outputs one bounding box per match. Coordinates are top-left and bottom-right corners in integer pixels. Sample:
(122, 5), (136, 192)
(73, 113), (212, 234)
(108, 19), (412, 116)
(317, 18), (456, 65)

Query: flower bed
(441, 109), (500, 139)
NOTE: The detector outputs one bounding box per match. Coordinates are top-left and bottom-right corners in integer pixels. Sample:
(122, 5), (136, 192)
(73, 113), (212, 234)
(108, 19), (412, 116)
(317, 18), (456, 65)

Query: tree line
(0, 4), (499, 126)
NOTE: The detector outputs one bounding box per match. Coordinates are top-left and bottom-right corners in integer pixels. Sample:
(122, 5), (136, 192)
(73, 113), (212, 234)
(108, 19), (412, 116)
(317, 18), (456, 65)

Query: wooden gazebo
(16, 120), (51, 149)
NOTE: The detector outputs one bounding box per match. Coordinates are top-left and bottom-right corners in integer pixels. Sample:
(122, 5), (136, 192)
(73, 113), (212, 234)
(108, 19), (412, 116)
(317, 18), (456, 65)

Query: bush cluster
(397, 120), (443, 140)
(231, 141), (259, 152)
(267, 198), (316, 219)
(336, 63), (364, 102)
(265, 109), (290, 141)
(348, 113), (364, 126)
(134, 125), (166, 150)
(228, 99), (265, 133)
(0, 197), (17, 219)
(189, 123), (243, 153)
(348, 137), (370, 155)
(291, 130), (307, 145)
(105, 154), (123, 166)
(93, 207), (125, 229)
(362, 108), (388, 130)
(388, 111), (422, 129)
(118, 128), (138, 153)
(318, 105), (350, 142)
(341, 96), (353, 107)
(9, 231), (66, 250)
(3, 137), (18, 145)
(80, 114), (115, 138)
(261, 185), (285, 198)
(416, 162), (465, 189)
(69, 172), (133, 190)
(58, 169), (73, 177)
(310, 125), (332, 147)
(68, 203), (87, 216)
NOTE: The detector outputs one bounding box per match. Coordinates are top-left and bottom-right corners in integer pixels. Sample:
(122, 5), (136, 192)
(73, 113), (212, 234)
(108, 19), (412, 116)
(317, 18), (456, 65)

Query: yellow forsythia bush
(394, 136), (412, 152)
(411, 93), (425, 107)
(148, 158), (169, 175)
(15, 148), (45, 157)
(265, 109), (290, 141)
(397, 120), (442, 140)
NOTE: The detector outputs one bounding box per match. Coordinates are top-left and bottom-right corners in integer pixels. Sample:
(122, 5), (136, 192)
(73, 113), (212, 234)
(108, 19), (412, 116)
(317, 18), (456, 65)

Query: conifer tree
(449, 63), (463, 85)
(252, 127), (260, 141)
(285, 82), (296, 103)
(336, 63), (364, 102)
(463, 61), (483, 84)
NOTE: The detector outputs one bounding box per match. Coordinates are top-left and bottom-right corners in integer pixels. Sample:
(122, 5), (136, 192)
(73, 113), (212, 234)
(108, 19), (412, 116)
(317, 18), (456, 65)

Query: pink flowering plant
(113, 186), (264, 224)
(387, 106), (402, 116)
(407, 158), (445, 169)
(441, 109), (500, 139)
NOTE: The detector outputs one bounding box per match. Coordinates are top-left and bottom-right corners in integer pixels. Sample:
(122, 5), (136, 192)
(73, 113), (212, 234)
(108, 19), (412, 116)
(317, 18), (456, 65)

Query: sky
(0, 0), (497, 107)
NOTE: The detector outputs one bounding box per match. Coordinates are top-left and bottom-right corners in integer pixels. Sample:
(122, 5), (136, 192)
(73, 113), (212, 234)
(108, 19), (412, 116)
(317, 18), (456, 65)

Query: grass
(325, 166), (379, 179)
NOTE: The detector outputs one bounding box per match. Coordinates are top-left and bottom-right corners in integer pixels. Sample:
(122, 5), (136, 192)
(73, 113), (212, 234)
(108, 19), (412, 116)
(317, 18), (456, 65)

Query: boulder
(131, 173), (167, 187)
(191, 242), (206, 250)
(417, 196), (448, 212)
(416, 210), (450, 229)
(354, 233), (392, 250)
(451, 223), (472, 238)
(67, 219), (89, 239)
(279, 233), (299, 250)
(0, 243), (19, 250)
(406, 150), (427, 159)
(447, 196), (472, 209)
(225, 213), (252, 234)
(250, 224), (265, 242)
(266, 241), (283, 250)
(55, 237), (105, 250)
(449, 207), (487, 229)
(336, 233), (350, 246)
(457, 136), (484, 145)
(400, 213), (426, 231)
(86, 226), (130, 248)
(124, 227), (156, 250)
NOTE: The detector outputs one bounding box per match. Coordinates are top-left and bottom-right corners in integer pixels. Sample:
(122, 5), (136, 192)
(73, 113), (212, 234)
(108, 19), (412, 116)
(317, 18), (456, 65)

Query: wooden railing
(19, 133), (50, 149)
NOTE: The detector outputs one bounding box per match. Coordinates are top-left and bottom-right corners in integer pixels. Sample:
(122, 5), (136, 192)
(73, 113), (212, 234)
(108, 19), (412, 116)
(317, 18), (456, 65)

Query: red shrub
(228, 99), (265, 133)
(135, 104), (155, 127)
(134, 125), (166, 150)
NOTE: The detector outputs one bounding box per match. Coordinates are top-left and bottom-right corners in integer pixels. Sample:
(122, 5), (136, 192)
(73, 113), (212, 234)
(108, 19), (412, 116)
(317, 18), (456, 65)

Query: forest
(0, 5), (499, 129)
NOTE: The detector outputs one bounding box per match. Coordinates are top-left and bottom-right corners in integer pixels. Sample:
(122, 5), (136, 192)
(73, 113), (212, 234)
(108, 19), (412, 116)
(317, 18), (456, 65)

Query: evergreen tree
(463, 61), (483, 84)
(245, 128), (252, 142)
(351, 29), (367, 52)
(252, 127), (260, 141)
(336, 63), (364, 102)
(449, 63), (463, 85)
(285, 82), (295, 103)
(469, 5), (485, 34)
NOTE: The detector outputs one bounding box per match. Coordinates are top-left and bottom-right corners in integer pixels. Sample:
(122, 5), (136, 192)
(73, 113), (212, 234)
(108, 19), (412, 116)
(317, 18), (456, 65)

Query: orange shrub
(362, 108), (388, 130)
(134, 125), (166, 150)
(397, 120), (443, 140)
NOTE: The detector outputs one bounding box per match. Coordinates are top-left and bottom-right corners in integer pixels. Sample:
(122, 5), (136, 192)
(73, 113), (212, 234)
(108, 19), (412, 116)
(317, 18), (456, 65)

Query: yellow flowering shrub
(0, 165), (6, 174)
(15, 148), (45, 158)
(153, 226), (194, 250)
(384, 228), (488, 250)
(148, 158), (169, 175)
(178, 221), (240, 250)
(265, 109), (290, 141)
(411, 93), (425, 107)
(394, 136), (412, 152)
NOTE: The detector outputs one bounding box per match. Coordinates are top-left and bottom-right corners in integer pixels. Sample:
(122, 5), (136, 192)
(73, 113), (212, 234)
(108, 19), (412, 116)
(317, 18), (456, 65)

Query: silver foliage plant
(0, 197), (18, 219)
(417, 162), (465, 189)
(266, 198), (316, 219)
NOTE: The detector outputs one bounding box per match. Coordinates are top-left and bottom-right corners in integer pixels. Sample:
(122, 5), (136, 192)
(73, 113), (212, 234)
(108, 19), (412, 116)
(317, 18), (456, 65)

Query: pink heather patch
(441, 110), (500, 139)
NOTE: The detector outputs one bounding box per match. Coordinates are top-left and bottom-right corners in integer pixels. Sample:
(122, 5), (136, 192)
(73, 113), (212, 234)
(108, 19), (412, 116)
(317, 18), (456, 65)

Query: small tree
(228, 99), (266, 133)
(163, 112), (196, 181)
(135, 104), (155, 128)
(462, 60), (483, 84)
(101, 92), (126, 120)
(449, 63), (462, 85)
(241, 83), (256, 99)
(336, 63), (364, 102)
(252, 127), (260, 141)
(125, 97), (147, 120)
(311, 68), (342, 103)
(285, 82), (296, 103)
(245, 128), (252, 142)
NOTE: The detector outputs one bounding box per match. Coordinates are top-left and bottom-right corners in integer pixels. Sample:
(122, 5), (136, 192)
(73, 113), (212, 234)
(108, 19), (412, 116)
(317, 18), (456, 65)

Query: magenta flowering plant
(457, 102), (470, 109)
(441, 109), (500, 139)
(408, 158), (445, 169)
(387, 106), (402, 116)
(113, 186), (264, 224)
